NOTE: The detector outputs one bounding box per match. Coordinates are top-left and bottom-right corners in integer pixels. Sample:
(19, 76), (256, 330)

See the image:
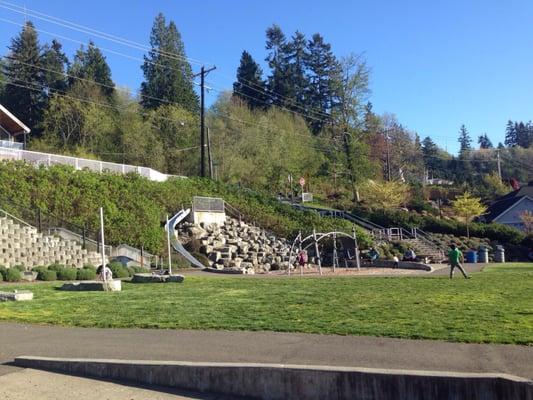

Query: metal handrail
(0, 208), (34, 228)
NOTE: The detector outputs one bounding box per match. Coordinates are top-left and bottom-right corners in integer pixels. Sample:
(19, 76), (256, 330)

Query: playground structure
(164, 208), (206, 270)
(288, 228), (361, 276)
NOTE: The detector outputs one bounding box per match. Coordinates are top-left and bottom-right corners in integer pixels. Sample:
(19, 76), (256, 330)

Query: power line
(0, 1), (339, 121)
(0, 0), (209, 67)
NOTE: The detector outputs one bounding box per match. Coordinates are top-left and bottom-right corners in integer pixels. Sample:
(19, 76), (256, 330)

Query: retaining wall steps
(0, 216), (101, 268)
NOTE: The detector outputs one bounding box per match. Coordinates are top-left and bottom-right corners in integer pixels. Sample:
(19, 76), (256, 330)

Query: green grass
(0, 263), (532, 344)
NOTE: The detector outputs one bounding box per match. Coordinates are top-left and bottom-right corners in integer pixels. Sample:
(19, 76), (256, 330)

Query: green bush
(129, 265), (150, 274)
(0, 265), (6, 280)
(56, 267), (78, 281)
(108, 261), (129, 278)
(39, 270), (57, 281)
(48, 264), (66, 272)
(12, 265), (26, 272)
(5, 268), (21, 282)
(76, 268), (96, 280)
(82, 264), (97, 273)
(0, 272), (3, 282)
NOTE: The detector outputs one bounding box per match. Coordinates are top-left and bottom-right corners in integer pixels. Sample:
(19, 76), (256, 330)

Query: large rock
(0, 290), (33, 301)
(60, 280), (122, 292)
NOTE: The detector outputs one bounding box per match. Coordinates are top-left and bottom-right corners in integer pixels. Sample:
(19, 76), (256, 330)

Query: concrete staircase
(0, 216), (101, 269)
(402, 237), (445, 262)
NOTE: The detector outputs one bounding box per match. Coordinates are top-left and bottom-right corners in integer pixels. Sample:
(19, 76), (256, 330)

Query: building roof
(484, 196), (525, 222)
(0, 104), (31, 136)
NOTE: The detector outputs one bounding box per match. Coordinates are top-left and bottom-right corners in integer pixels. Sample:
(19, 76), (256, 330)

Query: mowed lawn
(0, 263), (531, 344)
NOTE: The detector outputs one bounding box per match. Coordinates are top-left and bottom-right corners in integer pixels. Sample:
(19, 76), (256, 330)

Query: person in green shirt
(448, 244), (470, 279)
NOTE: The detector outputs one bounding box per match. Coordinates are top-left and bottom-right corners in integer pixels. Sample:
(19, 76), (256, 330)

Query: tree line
(0, 15), (531, 206)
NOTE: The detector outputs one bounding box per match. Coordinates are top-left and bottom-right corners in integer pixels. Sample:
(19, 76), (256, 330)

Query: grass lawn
(0, 263), (532, 344)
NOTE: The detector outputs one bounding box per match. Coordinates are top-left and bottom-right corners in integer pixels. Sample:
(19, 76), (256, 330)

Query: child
(392, 255), (399, 269)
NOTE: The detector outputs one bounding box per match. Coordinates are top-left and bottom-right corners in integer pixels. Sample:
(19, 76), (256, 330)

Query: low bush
(11, 265), (26, 272)
(56, 267), (78, 281)
(0, 265), (6, 280)
(76, 268), (96, 280)
(129, 265), (150, 274)
(5, 268), (21, 282)
(82, 264), (97, 273)
(48, 264), (66, 272)
(0, 273), (3, 282)
(108, 261), (129, 278)
(39, 270), (57, 281)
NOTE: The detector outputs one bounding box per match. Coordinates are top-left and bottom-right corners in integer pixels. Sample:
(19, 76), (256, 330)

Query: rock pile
(178, 218), (293, 274)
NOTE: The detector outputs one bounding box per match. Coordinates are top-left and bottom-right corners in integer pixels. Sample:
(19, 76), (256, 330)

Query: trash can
(494, 246), (505, 263)
(478, 246), (489, 264)
(465, 250), (478, 263)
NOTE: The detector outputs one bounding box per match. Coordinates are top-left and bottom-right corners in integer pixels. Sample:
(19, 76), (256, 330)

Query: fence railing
(0, 140), (23, 150)
(0, 145), (183, 182)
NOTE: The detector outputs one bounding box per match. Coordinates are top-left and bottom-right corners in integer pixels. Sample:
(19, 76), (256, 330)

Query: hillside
(0, 161), (370, 254)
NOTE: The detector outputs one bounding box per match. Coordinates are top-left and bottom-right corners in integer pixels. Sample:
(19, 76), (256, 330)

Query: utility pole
(194, 65), (216, 177)
(207, 127), (213, 179)
(385, 133), (391, 181)
(496, 149), (502, 181)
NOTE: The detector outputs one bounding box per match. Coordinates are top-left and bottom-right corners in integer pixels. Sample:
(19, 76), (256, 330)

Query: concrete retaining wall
(14, 356), (533, 400)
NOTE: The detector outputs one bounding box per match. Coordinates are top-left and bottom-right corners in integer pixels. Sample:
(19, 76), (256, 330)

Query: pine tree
(504, 120), (517, 147)
(68, 41), (114, 98)
(2, 21), (44, 132)
(421, 136), (439, 174)
(304, 33), (340, 133)
(41, 39), (68, 95)
(265, 24), (291, 107)
(233, 50), (267, 109)
(285, 31), (308, 108)
(477, 133), (493, 149)
(140, 13), (198, 111)
(458, 124), (472, 153)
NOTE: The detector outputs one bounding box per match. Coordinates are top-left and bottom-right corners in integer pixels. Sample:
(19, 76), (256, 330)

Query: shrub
(82, 264), (97, 273)
(48, 264), (66, 272)
(56, 268), (78, 281)
(0, 265), (6, 280)
(129, 265), (150, 274)
(76, 268), (97, 280)
(108, 261), (129, 278)
(5, 268), (21, 282)
(0, 273), (3, 282)
(12, 265), (26, 272)
(39, 270), (57, 281)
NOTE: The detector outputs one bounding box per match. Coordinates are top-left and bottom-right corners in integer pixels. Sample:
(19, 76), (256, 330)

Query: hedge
(5, 268), (21, 282)
(56, 267), (78, 281)
(354, 207), (526, 245)
(76, 268), (96, 280)
(39, 270), (57, 281)
(0, 162), (372, 254)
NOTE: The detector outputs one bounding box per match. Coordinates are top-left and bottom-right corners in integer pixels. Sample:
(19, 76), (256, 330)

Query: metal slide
(165, 209), (205, 269)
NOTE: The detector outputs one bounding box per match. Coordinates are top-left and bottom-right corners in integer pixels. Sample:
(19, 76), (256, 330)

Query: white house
(0, 104), (31, 147)
(483, 183), (533, 232)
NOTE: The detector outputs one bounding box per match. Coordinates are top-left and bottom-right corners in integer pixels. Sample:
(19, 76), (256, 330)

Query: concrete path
(1, 323), (531, 380)
(0, 368), (233, 399)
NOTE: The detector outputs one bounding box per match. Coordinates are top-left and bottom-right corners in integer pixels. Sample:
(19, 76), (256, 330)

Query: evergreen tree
(2, 21), (44, 132)
(41, 39), (68, 95)
(516, 121), (532, 148)
(504, 120), (517, 147)
(304, 33), (340, 133)
(233, 50), (267, 109)
(421, 136), (439, 173)
(285, 31), (308, 108)
(477, 133), (493, 149)
(68, 41), (114, 98)
(265, 24), (291, 107)
(140, 13), (198, 111)
(458, 124), (472, 153)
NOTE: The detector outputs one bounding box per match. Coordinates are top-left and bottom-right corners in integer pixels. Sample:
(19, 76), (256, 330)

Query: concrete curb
(14, 356), (533, 400)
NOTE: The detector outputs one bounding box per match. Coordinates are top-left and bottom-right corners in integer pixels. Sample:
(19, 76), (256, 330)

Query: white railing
(0, 146), (184, 182)
(0, 140), (24, 150)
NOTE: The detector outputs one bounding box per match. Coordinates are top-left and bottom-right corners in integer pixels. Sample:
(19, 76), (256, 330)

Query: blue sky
(1, 0), (532, 153)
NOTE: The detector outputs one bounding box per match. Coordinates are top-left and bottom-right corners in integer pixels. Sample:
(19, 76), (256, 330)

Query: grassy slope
(0, 162), (370, 253)
(0, 263), (531, 344)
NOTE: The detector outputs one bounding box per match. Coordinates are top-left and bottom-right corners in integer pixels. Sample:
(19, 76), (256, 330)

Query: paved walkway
(1, 323), (531, 380)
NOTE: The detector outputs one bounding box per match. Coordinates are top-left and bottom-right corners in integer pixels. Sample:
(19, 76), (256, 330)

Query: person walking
(448, 244), (470, 279)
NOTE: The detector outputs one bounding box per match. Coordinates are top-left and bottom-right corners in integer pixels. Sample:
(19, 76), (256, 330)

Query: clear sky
(1, 0), (532, 154)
